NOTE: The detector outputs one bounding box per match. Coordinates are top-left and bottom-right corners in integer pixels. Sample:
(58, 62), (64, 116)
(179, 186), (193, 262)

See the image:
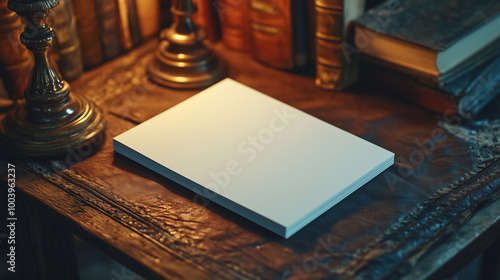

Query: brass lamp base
(2, 0), (106, 157)
(147, 40), (227, 89)
(147, 0), (227, 89)
(0, 94), (105, 156)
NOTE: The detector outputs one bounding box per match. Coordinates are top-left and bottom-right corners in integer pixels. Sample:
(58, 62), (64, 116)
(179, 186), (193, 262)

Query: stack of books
(352, 0), (500, 117)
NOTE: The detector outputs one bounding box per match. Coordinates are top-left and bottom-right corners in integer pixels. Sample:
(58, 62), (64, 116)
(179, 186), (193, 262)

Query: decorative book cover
(113, 78), (394, 238)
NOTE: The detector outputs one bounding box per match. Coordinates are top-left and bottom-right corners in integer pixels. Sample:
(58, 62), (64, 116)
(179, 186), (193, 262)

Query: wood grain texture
(0, 40), (499, 279)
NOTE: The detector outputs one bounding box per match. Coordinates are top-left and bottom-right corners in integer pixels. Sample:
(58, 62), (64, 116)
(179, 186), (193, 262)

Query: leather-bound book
(248, 0), (307, 69)
(315, 0), (365, 90)
(127, 0), (141, 47)
(354, 0), (500, 118)
(352, 0), (500, 85)
(49, 0), (83, 81)
(360, 52), (500, 118)
(0, 0), (32, 100)
(95, 0), (122, 60)
(135, 0), (160, 40)
(117, 0), (141, 50)
(72, 0), (104, 69)
(191, 0), (220, 42)
(217, 0), (250, 51)
(117, 0), (133, 50)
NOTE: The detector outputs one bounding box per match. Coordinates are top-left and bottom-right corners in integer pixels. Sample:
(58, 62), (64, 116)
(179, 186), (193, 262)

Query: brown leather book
(0, 0), (33, 100)
(127, 0), (142, 47)
(73, 0), (104, 69)
(117, 0), (133, 50)
(191, 0), (220, 42)
(95, 0), (122, 60)
(217, 0), (250, 51)
(135, 0), (160, 40)
(117, 0), (141, 50)
(314, 0), (364, 90)
(49, 0), (83, 81)
(248, 0), (307, 69)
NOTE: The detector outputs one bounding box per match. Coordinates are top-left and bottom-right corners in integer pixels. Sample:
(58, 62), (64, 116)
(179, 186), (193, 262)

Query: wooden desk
(1, 40), (500, 280)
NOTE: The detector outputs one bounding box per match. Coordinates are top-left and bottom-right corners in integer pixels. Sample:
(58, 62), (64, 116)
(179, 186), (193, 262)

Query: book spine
(127, 0), (142, 47)
(72, 0), (104, 69)
(191, 0), (221, 42)
(359, 59), (457, 115)
(50, 0), (83, 81)
(459, 55), (500, 118)
(217, 0), (250, 51)
(117, 0), (133, 50)
(0, 0), (33, 99)
(314, 0), (345, 90)
(248, 0), (294, 69)
(315, 0), (363, 90)
(135, 0), (160, 40)
(116, 0), (141, 50)
(95, 0), (122, 60)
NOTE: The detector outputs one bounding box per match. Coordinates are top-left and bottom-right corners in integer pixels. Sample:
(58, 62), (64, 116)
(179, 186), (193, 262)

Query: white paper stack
(114, 78), (394, 238)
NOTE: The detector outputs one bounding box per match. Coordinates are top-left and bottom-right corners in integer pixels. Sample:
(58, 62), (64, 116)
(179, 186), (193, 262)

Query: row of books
(2, 0), (500, 118)
(217, 0), (500, 118)
(0, 0), (377, 87)
(0, 0), (167, 99)
(216, 0), (385, 74)
(50, 0), (163, 81)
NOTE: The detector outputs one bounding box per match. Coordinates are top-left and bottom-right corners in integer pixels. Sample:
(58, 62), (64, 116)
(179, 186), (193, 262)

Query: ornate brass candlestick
(0, 0), (105, 156)
(147, 0), (227, 89)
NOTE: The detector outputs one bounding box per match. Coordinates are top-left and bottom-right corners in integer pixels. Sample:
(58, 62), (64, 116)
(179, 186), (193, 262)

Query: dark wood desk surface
(1, 40), (500, 280)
